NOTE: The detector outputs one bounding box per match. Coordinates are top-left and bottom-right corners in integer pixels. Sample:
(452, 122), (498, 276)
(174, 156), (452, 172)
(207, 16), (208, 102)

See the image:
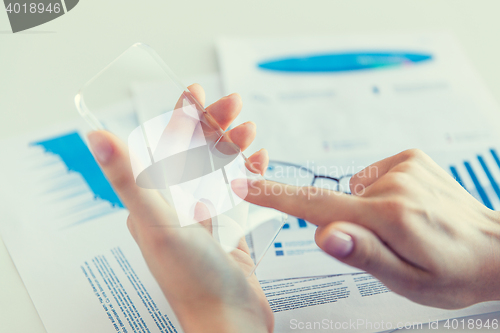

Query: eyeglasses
(265, 160), (353, 194)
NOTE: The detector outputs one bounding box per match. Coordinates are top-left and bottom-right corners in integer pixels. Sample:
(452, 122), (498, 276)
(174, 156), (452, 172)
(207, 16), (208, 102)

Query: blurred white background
(1, 1), (500, 331)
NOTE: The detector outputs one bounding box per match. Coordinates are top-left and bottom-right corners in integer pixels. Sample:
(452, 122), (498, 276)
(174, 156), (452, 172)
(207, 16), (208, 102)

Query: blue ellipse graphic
(258, 51), (433, 73)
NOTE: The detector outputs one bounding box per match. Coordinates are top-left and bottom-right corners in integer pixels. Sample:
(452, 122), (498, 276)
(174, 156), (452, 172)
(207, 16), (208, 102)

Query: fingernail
(259, 149), (269, 176)
(231, 179), (250, 199)
(194, 202), (211, 222)
(87, 132), (113, 164)
(227, 92), (241, 99)
(323, 230), (354, 258)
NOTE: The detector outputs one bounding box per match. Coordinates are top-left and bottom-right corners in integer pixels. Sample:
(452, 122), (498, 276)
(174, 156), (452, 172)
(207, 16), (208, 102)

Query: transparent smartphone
(75, 43), (285, 272)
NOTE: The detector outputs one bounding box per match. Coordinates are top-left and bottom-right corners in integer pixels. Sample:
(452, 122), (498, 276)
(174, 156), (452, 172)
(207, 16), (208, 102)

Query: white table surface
(1, 0), (500, 331)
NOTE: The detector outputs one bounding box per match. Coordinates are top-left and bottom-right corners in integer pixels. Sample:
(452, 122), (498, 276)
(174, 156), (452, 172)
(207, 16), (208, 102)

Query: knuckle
(383, 172), (411, 193)
(110, 171), (135, 193)
(374, 197), (411, 225)
(400, 148), (425, 161)
(391, 161), (415, 174)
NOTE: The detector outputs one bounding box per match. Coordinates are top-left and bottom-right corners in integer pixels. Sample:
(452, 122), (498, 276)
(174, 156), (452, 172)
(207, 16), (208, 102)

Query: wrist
(475, 210), (500, 303)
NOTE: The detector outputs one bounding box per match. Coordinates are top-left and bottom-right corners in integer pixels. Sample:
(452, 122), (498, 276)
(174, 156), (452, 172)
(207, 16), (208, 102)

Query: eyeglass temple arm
(313, 174), (340, 182)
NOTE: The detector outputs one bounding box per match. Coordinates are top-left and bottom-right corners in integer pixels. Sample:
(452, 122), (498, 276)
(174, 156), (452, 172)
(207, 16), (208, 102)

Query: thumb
(87, 130), (180, 231)
(315, 222), (417, 285)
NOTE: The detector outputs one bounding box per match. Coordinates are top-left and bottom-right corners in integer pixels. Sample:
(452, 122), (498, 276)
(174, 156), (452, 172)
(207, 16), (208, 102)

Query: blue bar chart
(30, 131), (124, 228)
(273, 218), (314, 256)
(448, 148), (500, 210)
(33, 132), (123, 208)
(267, 147), (500, 265)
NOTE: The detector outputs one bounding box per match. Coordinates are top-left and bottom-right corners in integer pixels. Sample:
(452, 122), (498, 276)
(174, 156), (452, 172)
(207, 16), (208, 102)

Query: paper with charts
(2, 34), (500, 333)
(217, 32), (500, 281)
(1, 120), (500, 333)
(217, 32), (500, 161)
